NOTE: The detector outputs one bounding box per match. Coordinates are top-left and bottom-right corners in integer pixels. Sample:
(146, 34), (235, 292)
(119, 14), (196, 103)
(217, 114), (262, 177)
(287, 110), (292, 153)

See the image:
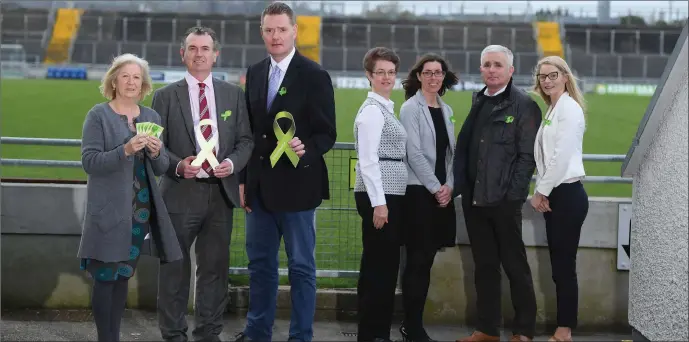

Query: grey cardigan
(399, 90), (456, 194)
(77, 102), (183, 264)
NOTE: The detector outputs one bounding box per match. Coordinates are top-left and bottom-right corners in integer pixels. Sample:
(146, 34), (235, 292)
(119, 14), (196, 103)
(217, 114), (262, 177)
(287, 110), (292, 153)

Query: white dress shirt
(484, 84), (508, 97)
(175, 72), (233, 178)
(534, 92), (586, 196)
(268, 46), (296, 86)
(354, 92), (396, 207)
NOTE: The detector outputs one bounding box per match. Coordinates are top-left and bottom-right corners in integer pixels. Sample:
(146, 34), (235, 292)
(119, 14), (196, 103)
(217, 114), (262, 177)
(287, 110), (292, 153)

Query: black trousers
(355, 192), (404, 342)
(400, 185), (456, 337)
(401, 246), (437, 335)
(543, 181), (589, 329)
(462, 198), (537, 338)
(92, 278), (129, 342)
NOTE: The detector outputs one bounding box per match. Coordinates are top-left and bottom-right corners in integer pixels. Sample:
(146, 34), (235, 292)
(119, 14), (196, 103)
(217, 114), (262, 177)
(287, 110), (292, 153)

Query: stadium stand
(563, 23), (684, 78)
(1, 2), (685, 80)
(0, 5), (51, 63)
(63, 10), (543, 76)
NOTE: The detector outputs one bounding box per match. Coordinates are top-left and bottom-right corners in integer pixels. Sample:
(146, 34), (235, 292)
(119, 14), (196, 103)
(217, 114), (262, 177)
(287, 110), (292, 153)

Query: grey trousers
(157, 182), (233, 342)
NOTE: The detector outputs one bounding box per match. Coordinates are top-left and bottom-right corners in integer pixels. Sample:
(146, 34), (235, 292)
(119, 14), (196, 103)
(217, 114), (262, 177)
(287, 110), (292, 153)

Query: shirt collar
(367, 91), (394, 113)
(270, 47), (296, 73)
(483, 84), (507, 97)
(185, 72), (214, 91)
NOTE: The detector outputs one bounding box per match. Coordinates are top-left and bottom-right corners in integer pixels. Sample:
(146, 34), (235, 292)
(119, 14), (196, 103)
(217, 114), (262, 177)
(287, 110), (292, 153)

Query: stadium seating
(0, 5), (51, 63)
(563, 23), (684, 78)
(65, 10), (542, 76)
(2, 3), (685, 80)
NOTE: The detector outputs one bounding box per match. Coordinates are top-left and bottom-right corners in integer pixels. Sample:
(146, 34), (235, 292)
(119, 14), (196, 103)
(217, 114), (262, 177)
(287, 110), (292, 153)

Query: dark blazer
(151, 77), (254, 212)
(453, 78), (542, 206)
(77, 102), (183, 263)
(240, 50), (337, 212)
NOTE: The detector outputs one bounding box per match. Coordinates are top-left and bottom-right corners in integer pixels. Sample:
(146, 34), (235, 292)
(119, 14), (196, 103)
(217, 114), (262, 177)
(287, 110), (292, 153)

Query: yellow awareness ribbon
(190, 118), (220, 168)
(270, 111), (299, 168)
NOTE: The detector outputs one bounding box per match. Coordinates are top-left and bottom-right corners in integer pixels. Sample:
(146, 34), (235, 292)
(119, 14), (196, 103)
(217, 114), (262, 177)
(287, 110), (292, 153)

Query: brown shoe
(510, 335), (532, 342)
(456, 331), (500, 342)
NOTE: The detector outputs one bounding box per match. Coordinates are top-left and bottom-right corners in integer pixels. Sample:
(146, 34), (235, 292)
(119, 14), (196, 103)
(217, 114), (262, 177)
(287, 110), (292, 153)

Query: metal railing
(0, 136), (633, 182)
(1, 136), (632, 277)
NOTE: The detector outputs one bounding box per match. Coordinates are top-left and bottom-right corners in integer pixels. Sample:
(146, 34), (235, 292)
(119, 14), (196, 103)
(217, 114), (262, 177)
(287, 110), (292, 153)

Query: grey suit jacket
(399, 90), (456, 193)
(151, 78), (254, 212)
(77, 102), (183, 263)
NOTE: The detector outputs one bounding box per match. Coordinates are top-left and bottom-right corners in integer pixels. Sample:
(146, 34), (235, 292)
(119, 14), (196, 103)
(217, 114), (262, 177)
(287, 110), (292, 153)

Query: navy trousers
(243, 196), (317, 342)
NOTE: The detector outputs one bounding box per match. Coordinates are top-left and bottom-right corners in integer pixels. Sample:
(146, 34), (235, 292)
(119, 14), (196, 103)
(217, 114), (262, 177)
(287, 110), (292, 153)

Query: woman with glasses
(353, 46), (407, 342)
(397, 53), (459, 342)
(531, 56), (588, 342)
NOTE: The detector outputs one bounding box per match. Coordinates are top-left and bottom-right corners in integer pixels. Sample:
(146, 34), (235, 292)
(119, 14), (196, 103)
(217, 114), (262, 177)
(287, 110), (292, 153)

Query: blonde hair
(99, 53), (153, 101)
(532, 56), (586, 113)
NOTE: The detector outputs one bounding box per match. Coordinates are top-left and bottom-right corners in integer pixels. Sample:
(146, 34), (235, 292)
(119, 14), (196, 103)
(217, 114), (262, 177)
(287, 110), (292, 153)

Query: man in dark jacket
(453, 45), (542, 342)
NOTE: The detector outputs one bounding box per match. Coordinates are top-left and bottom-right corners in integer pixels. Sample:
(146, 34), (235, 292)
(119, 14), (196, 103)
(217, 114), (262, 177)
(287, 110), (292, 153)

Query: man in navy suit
(234, 2), (337, 342)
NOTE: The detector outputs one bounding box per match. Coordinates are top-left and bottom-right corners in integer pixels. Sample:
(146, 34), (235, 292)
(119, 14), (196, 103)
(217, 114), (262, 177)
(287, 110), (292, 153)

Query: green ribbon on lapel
(270, 111), (299, 168)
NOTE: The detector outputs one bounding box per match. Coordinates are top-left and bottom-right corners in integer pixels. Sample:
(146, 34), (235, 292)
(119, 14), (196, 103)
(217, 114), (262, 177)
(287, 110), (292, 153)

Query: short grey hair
(480, 45), (514, 67)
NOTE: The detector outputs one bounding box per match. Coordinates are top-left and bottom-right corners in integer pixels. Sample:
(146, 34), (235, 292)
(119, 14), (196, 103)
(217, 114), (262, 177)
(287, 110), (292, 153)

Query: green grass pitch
(1, 78), (649, 287)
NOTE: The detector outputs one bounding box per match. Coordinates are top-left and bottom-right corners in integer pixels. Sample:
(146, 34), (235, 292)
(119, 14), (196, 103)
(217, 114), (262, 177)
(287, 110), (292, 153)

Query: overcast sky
(295, 1), (688, 20)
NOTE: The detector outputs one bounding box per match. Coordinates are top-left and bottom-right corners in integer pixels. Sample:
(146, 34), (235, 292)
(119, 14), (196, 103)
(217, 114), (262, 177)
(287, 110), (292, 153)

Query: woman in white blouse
(531, 55), (588, 342)
(352, 46), (408, 342)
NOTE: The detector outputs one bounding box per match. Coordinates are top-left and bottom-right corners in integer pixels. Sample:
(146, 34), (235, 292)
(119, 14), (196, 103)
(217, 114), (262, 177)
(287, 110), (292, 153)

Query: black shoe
(399, 324), (435, 342)
(232, 332), (252, 342)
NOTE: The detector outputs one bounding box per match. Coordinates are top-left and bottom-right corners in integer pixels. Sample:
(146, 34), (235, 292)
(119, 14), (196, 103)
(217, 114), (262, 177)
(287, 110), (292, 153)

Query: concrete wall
(1, 182), (632, 330)
(627, 59), (689, 339)
(0, 183), (195, 311)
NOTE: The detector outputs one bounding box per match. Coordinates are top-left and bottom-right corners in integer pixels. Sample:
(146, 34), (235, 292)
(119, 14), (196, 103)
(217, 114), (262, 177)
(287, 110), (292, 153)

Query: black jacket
(452, 78), (542, 206)
(239, 50), (337, 212)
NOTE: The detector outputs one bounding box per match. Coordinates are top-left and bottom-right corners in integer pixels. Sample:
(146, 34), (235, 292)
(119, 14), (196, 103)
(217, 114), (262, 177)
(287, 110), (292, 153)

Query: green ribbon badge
(279, 87), (287, 96)
(221, 110), (232, 121)
(505, 115), (514, 123)
(270, 111), (299, 168)
(543, 119), (552, 126)
(450, 116), (456, 124)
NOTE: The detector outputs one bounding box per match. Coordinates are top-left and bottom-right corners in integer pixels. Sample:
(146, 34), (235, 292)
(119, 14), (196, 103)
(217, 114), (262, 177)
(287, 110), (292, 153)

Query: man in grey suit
(152, 26), (254, 342)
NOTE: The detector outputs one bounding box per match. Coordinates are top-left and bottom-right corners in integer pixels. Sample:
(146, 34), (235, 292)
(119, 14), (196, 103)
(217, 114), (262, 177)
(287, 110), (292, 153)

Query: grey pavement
(1, 310), (631, 341)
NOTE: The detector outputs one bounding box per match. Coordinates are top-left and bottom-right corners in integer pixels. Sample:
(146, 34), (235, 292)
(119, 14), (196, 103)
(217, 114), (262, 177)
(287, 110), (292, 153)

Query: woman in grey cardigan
(77, 53), (182, 342)
(398, 53), (459, 342)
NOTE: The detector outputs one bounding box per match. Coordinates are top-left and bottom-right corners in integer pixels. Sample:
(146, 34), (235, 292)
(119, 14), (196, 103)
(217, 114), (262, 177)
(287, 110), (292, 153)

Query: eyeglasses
(421, 70), (446, 78)
(372, 70), (397, 78)
(537, 71), (559, 82)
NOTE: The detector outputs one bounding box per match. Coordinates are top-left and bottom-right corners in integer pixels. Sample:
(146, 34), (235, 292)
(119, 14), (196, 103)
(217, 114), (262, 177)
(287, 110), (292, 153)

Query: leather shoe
(456, 331), (500, 342)
(232, 332), (252, 342)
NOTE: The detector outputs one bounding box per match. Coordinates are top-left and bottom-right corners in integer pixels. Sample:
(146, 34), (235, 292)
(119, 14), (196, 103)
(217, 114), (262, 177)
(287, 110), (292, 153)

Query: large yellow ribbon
(270, 111), (299, 168)
(190, 118), (220, 168)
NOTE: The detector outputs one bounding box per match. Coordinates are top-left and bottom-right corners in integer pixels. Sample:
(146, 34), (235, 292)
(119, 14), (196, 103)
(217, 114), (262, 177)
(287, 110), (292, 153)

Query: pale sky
(291, 1), (688, 21)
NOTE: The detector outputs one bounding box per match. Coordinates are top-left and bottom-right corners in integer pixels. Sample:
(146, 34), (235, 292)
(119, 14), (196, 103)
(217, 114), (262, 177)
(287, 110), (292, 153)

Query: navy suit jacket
(240, 50), (337, 212)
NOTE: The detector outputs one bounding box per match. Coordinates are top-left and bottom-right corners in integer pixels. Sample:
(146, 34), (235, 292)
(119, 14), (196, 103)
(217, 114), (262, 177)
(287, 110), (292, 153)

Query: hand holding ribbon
(288, 137), (305, 158)
(190, 118), (220, 169)
(270, 111), (302, 168)
(177, 156), (202, 178)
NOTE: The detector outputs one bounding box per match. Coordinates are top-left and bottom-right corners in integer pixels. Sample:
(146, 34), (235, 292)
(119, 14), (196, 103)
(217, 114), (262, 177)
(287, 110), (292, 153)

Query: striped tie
(198, 82), (215, 176)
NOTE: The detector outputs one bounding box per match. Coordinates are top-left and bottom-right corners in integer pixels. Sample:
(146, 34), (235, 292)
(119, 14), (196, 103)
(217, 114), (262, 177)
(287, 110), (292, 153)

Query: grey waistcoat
(353, 97), (408, 196)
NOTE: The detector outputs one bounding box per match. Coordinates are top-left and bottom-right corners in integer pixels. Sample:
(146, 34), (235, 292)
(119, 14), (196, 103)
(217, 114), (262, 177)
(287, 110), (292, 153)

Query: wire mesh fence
(1, 137), (631, 278)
